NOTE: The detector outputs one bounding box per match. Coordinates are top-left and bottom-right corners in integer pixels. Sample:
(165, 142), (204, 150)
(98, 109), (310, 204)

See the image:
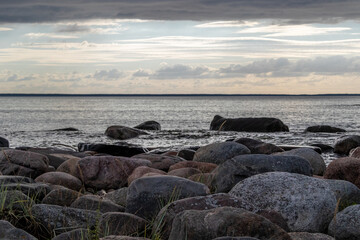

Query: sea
(1, 95), (359, 165)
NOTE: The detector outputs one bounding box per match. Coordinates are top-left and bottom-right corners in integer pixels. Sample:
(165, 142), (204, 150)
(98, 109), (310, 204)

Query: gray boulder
(334, 135), (360, 154)
(99, 212), (147, 236)
(2, 183), (51, 201)
(134, 121), (161, 131)
(52, 228), (90, 240)
(193, 142), (250, 165)
(328, 204), (360, 240)
(105, 125), (148, 140)
(212, 154), (313, 193)
(104, 187), (128, 207)
(35, 172), (83, 191)
(0, 190), (33, 211)
(306, 125), (346, 133)
(289, 232), (335, 240)
(126, 175), (209, 220)
(229, 172), (337, 232)
(234, 138), (284, 154)
(42, 188), (80, 206)
(71, 194), (125, 213)
(0, 220), (37, 240)
(0, 175), (34, 185)
(168, 207), (291, 240)
(323, 179), (360, 210)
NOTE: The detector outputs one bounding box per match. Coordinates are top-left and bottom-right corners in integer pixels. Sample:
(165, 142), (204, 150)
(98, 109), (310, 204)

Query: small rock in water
(334, 135), (360, 155)
(0, 136), (9, 147)
(305, 125), (346, 133)
(105, 125), (148, 140)
(78, 142), (147, 157)
(51, 127), (79, 131)
(134, 120), (161, 130)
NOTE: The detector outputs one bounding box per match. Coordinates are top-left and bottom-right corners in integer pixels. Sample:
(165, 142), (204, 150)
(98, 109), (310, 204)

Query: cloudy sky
(1, 0), (360, 94)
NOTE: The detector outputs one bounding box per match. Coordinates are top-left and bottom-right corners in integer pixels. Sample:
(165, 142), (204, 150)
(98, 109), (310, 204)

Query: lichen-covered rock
(42, 188), (80, 206)
(234, 138), (284, 154)
(324, 157), (360, 188)
(193, 142), (250, 165)
(323, 179), (360, 209)
(127, 166), (166, 185)
(100, 212), (147, 236)
(104, 187), (128, 207)
(212, 154), (312, 193)
(328, 204), (360, 240)
(126, 175), (209, 219)
(35, 172), (83, 191)
(334, 135), (360, 155)
(168, 207), (291, 240)
(289, 232), (335, 240)
(0, 220), (37, 240)
(229, 172), (337, 232)
(71, 194), (124, 213)
(132, 153), (184, 171)
(105, 125), (148, 140)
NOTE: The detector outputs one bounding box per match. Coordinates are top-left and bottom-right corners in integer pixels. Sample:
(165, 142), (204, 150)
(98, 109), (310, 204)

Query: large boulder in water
(324, 157), (360, 188)
(210, 115), (289, 132)
(229, 172), (337, 233)
(134, 121), (161, 130)
(105, 125), (148, 140)
(0, 136), (9, 147)
(334, 135), (360, 155)
(305, 125), (346, 133)
(193, 142), (250, 165)
(212, 154), (313, 193)
(78, 143), (147, 157)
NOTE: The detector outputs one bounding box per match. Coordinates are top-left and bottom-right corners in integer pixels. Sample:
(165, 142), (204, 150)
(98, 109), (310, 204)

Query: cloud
(149, 64), (213, 80)
(3, 74), (35, 82)
(0, 27), (12, 31)
(90, 69), (124, 81)
(25, 33), (79, 39)
(0, 1), (360, 23)
(195, 21), (259, 28)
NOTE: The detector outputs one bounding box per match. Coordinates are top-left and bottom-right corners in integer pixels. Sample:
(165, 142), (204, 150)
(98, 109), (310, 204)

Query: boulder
(210, 115), (289, 132)
(324, 157), (360, 188)
(193, 142), (250, 165)
(305, 125), (346, 133)
(0, 220), (37, 240)
(234, 138), (284, 154)
(169, 161), (217, 173)
(78, 143), (147, 157)
(127, 166), (166, 185)
(42, 188), (81, 206)
(126, 175), (209, 219)
(71, 195), (125, 213)
(188, 173), (215, 190)
(350, 147), (360, 158)
(288, 232), (335, 240)
(275, 148), (326, 175)
(334, 135), (360, 155)
(328, 204), (360, 240)
(323, 179), (360, 210)
(212, 238), (260, 240)
(57, 157), (81, 177)
(134, 121), (161, 131)
(104, 187), (128, 207)
(168, 167), (201, 178)
(212, 154), (312, 193)
(132, 153), (184, 171)
(168, 207), (291, 240)
(51, 127), (79, 131)
(100, 236), (150, 240)
(0, 149), (49, 178)
(100, 212), (147, 236)
(2, 183), (51, 201)
(311, 143), (334, 152)
(0, 190), (33, 211)
(0, 175), (34, 184)
(277, 145), (322, 153)
(105, 125), (148, 140)
(35, 172), (83, 191)
(0, 136), (9, 147)
(76, 156), (151, 190)
(255, 209), (290, 232)
(177, 149), (196, 160)
(52, 228), (90, 240)
(152, 193), (255, 239)
(229, 172), (337, 232)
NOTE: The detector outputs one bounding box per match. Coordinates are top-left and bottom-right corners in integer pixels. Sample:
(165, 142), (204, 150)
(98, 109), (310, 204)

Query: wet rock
(134, 121), (161, 131)
(193, 142), (250, 165)
(350, 147), (360, 158)
(52, 228), (90, 240)
(306, 125), (346, 133)
(99, 212), (147, 236)
(31, 204), (98, 235)
(35, 172), (83, 191)
(324, 157), (360, 188)
(0, 220), (37, 240)
(71, 194), (125, 213)
(104, 187), (128, 207)
(78, 143), (147, 157)
(334, 135), (360, 155)
(323, 179), (360, 210)
(153, 193), (255, 239)
(76, 156), (151, 190)
(288, 232), (335, 240)
(234, 138), (284, 154)
(126, 175), (209, 220)
(210, 115), (289, 132)
(127, 166), (166, 185)
(169, 161), (217, 173)
(3, 183), (51, 200)
(42, 188), (81, 206)
(0, 149), (49, 178)
(229, 172), (336, 232)
(311, 143), (334, 152)
(0, 136), (9, 147)
(105, 125), (148, 140)
(168, 167), (201, 178)
(168, 207), (291, 240)
(275, 147), (326, 175)
(277, 145), (322, 154)
(132, 153), (184, 171)
(177, 149), (196, 160)
(52, 127), (79, 131)
(212, 154), (312, 193)
(328, 205), (360, 240)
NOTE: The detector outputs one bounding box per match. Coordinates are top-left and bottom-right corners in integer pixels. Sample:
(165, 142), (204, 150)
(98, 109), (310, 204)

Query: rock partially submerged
(305, 125), (346, 133)
(334, 135), (360, 155)
(0, 136), (9, 147)
(134, 121), (161, 131)
(234, 138), (284, 154)
(78, 143), (147, 157)
(105, 125), (148, 140)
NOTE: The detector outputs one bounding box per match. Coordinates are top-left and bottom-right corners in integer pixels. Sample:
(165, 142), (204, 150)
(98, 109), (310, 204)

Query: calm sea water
(1, 96), (359, 164)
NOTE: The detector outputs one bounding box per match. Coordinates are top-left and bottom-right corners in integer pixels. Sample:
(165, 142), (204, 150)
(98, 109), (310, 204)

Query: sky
(0, 0), (360, 94)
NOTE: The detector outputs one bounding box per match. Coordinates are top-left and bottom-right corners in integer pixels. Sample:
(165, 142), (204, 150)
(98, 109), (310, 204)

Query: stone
(0, 136), (9, 147)
(0, 149), (49, 178)
(100, 212), (147, 236)
(71, 194), (125, 213)
(324, 157), (360, 188)
(255, 209), (290, 232)
(168, 167), (201, 178)
(212, 238), (260, 240)
(323, 179), (360, 210)
(210, 115), (289, 132)
(311, 143), (334, 152)
(0, 220), (37, 240)
(305, 125), (346, 133)
(275, 147), (326, 175)
(188, 173), (215, 190)
(328, 204), (360, 240)
(0, 190), (33, 211)
(132, 153), (184, 171)
(51, 127), (79, 131)
(334, 135), (360, 155)
(229, 172), (337, 232)
(35, 172), (83, 191)
(42, 188), (81, 206)
(76, 156), (151, 190)
(52, 228), (91, 240)
(2, 183), (51, 201)
(105, 125), (148, 140)
(31, 204), (99, 235)
(57, 157), (81, 177)
(234, 138), (284, 154)
(350, 147), (360, 158)
(193, 142), (250, 165)
(100, 236), (150, 240)
(127, 166), (166, 185)
(212, 154), (312, 193)
(288, 232), (335, 240)
(78, 143), (147, 157)
(277, 145), (322, 154)
(153, 193), (256, 239)
(0, 175), (34, 184)
(134, 121), (161, 131)
(168, 207), (291, 240)
(104, 188), (128, 207)
(177, 149), (196, 160)
(168, 161), (217, 173)
(126, 175), (210, 220)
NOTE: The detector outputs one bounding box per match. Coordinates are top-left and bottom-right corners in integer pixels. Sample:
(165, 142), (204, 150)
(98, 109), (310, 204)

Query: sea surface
(1, 95), (359, 164)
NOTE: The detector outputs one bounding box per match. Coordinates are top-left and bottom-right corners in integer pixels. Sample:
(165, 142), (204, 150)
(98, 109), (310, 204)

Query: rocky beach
(1, 115), (360, 240)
